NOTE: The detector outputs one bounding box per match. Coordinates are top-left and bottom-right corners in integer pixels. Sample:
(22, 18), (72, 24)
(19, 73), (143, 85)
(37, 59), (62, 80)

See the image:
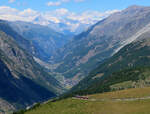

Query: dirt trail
(73, 96), (150, 102)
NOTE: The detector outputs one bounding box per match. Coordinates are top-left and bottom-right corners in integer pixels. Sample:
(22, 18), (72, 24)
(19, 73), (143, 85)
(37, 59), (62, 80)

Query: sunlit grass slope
(25, 87), (150, 114)
(89, 86), (150, 99)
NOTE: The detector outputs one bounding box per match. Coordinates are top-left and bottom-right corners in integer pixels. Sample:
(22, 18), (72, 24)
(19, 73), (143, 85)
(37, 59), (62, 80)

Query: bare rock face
(0, 98), (15, 114)
(50, 6), (150, 87)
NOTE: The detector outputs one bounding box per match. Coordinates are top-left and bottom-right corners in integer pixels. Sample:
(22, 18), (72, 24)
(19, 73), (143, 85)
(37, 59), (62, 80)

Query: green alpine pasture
(24, 87), (150, 114)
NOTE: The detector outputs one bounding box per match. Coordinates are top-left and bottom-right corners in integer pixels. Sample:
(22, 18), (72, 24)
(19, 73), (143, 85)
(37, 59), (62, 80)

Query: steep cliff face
(0, 98), (15, 114)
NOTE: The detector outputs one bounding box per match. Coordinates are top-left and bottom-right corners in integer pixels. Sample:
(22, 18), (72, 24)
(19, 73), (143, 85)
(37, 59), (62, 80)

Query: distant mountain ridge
(32, 15), (90, 35)
(50, 5), (150, 87)
(8, 21), (71, 61)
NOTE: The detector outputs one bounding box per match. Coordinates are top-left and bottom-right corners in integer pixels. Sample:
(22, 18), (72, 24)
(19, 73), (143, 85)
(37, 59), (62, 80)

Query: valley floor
(24, 87), (150, 114)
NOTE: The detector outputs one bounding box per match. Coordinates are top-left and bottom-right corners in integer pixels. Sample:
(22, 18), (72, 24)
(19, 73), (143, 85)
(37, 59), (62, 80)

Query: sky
(0, 0), (149, 12)
(0, 0), (149, 28)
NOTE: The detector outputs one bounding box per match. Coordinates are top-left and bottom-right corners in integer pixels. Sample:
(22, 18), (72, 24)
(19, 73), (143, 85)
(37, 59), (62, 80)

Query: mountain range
(50, 5), (150, 87)
(65, 5), (150, 95)
(33, 15), (90, 35)
(0, 21), (65, 112)
(2, 5), (150, 113)
(8, 21), (71, 61)
(70, 36), (150, 95)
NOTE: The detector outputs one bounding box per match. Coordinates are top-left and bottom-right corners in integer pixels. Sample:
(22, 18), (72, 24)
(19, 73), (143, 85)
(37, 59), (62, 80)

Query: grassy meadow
(24, 87), (150, 114)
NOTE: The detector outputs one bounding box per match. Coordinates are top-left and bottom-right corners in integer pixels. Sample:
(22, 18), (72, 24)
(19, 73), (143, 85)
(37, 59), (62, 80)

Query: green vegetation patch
(23, 87), (150, 114)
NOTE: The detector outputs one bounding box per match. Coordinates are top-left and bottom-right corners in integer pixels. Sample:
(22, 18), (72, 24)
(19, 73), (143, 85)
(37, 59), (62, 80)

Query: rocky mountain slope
(0, 58), (54, 109)
(0, 20), (47, 62)
(0, 98), (15, 114)
(69, 36), (150, 95)
(0, 26), (64, 112)
(50, 5), (150, 87)
(9, 21), (71, 61)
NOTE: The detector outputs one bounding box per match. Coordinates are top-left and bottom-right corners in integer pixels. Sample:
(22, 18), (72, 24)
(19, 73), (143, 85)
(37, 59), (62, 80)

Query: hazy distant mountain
(9, 21), (71, 61)
(0, 20), (50, 62)
(50, 5), (150, 87)
(33, 15), (90, 35)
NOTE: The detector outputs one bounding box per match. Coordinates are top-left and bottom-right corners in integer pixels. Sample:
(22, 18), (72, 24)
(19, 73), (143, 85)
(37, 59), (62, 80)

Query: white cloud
(0, 6), (18, 15)
(65, 10), (119, 24)
(0, 6), (38, 22)
(0, 6), (119, 32)
(8, 0), (15, 3)
(47, 1), (61, 6)
(19, 8), (38, 16)
(47, 0), (85, 7)
(46, 8), (69, 16)
(47, 0), (70, 6)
